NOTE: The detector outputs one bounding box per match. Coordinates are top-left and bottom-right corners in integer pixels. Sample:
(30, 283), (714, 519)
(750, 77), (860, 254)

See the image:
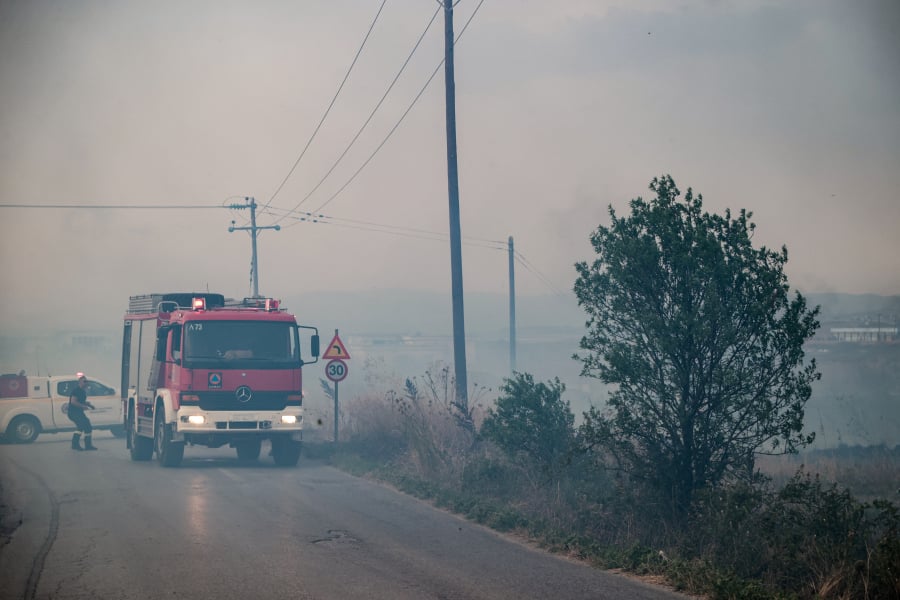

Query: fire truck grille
(215, 421), (270, 430)
(196, 391), (291, 411)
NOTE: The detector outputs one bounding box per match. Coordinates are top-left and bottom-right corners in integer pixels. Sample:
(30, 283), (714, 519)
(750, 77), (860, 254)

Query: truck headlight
(281, 415), (299, 424)
(187, 415), (206, 425)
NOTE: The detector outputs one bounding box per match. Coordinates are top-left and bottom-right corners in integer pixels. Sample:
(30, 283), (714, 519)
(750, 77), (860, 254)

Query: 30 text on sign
(325, 359), (348, 383)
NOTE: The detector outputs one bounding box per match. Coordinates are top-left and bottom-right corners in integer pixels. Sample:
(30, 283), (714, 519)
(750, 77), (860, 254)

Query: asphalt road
(0, 433), (688, 600)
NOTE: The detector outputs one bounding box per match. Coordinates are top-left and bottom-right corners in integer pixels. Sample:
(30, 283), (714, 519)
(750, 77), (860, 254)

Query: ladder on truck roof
(127, 293), (226, 314)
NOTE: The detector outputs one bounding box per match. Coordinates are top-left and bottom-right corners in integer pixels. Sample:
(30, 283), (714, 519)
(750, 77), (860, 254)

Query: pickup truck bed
(1, 374), (124, 443)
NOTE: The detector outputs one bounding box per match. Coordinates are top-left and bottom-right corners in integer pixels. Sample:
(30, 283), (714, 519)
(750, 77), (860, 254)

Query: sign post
(323, 330), (351, 443)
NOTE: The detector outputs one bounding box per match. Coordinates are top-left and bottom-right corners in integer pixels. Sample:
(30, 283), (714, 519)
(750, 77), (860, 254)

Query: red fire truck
(121, 293), (319, 467)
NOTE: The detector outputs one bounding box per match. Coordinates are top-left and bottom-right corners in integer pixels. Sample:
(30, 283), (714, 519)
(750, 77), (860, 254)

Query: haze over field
(0, 1), (898, 447)
(1, 0), (898, 332)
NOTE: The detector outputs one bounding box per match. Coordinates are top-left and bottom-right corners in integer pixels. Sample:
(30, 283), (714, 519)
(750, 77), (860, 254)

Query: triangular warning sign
(322, 333), (350, 360)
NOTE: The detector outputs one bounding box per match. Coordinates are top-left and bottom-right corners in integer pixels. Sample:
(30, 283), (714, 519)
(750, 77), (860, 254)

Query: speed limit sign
(325, 359), (348, 383)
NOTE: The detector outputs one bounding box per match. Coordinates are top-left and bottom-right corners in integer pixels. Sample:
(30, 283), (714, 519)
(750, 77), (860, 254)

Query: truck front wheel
(154, 409), (184, 467)
(7, 415), (40, 443)
(271, 438), (301, 467)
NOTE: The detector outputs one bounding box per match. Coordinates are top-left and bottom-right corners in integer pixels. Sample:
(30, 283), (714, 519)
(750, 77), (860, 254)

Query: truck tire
(6, 415), (40, 444)
(128, 409), (153, 461)
(235, 439), (262, 461)
(154, 409), (184, 467)
(109, 425), (126, 438)
(271, 438), (301, 467)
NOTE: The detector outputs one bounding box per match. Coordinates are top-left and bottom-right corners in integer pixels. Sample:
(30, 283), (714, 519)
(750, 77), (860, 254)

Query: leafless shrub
(340, 361), (488, 480)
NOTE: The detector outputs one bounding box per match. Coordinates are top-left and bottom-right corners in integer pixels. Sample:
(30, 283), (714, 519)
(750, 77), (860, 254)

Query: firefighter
(68, 373), (97, 451)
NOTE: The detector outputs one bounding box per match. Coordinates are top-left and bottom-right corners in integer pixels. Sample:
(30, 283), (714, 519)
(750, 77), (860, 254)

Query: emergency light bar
(192, 297), (206, 311)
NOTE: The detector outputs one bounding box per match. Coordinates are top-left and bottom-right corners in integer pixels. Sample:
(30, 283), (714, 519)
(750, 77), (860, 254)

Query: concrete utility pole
(442, 0), (468, 407)
(508, 236), (516, 375)
(228, 197), (280, 297)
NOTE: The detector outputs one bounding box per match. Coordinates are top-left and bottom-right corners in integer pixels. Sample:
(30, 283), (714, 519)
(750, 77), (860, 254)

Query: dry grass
(757, 446), (900, 503)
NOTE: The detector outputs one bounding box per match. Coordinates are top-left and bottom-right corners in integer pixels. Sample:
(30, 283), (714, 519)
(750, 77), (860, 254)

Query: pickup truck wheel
(128, 409), (153, 461)
(235, 440), (262, 461)
(271, 438), (301, 467)
(7, 415), (40, 444)
(154, 410), (184, 467)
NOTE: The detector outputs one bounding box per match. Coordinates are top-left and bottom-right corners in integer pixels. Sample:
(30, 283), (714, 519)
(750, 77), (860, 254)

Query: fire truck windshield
(183, 321), (300, 369)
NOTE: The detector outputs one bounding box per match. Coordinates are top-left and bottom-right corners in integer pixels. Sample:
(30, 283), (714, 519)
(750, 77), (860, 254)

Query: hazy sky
(1, 0), (898, 332)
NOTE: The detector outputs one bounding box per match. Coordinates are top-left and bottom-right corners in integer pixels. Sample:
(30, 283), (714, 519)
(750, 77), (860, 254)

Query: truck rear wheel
(235, 439), (262, 461)
(128, 409), (153, 461)
(271, 438), (301, 467)
(7, 415), (40, 444)
(154, 409), (184, 467)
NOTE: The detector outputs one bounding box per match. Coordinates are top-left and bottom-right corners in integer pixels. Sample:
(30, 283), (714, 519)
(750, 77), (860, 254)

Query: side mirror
(310, 335), (320, 358)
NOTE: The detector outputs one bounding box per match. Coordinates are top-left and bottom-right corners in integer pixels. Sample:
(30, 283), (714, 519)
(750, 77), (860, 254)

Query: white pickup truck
(0, 373), (124, 443)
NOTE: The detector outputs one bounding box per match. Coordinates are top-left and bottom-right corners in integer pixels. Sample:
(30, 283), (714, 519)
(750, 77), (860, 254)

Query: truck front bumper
(173, 410), (303, 441)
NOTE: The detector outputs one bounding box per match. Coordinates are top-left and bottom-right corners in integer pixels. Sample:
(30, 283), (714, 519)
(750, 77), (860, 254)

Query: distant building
(829, 327), (898, 343)
(71, 335), (106, 350)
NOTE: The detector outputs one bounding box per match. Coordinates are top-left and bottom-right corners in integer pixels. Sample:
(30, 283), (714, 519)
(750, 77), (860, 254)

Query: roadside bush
(684, 474), (900, 599)
(480, 373), (575, 485)
(393, 371), (478, 480)
(340, 362), (486, 482)
(569, 442), (684, 550)
(333, 360), (900, 600)
(340, 391), (407, 460)
(684, 483), (771, 580)
(460, 454), (522, 500)
(764, 474), (869, 595)
(867, 500), (900, 600)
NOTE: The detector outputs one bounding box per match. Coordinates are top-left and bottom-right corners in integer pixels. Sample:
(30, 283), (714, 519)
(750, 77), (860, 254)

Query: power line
(301, 218), (504, 251)
(299, 218), (458, 245)
(515, 251), (571, 298)
(276, 207), (567, 296)
(263, 0), (388, 214)
(515, 251), (558, 292)
(308, 0), (486, 215)
(0, 204), (220, 209)
(264, 204), (504, 245)
(266, 205), (506, 250)
(284, 214), (567, 300)
(0, 205), (566, 295)
(271, 3), (442, 226)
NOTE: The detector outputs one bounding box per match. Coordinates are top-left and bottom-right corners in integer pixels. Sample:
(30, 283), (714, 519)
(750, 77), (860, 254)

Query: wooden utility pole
(442, 0), (468, 408)
(228, 197), (280, 297)
(508, 236), (516, 374)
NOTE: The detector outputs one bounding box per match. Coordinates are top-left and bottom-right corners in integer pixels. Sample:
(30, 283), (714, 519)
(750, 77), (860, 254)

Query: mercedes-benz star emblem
(235, 385), (253, 403)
